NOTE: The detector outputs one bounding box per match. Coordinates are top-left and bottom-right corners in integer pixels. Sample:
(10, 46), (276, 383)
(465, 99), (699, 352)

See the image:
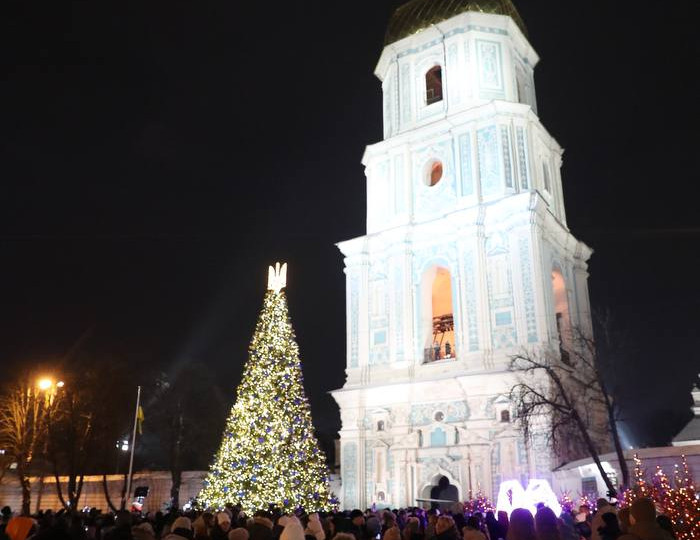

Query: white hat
(173, 517), (192, 531)
(280, 522), (305, 540)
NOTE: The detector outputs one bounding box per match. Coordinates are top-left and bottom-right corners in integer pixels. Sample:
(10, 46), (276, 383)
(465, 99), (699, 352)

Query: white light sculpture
(267, 262), (288, 293)
(496, 479), (561, 517)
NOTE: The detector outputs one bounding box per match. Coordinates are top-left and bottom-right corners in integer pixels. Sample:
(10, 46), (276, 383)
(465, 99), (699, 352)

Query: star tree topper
(267, 262), (287, 293)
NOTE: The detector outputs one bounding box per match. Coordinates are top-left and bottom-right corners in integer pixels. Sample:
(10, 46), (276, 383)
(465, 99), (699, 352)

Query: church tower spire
(333, 1), (594, 510)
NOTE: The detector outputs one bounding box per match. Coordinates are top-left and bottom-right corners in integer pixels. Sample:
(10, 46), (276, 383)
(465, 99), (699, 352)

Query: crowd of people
(0, 497), (677, 540)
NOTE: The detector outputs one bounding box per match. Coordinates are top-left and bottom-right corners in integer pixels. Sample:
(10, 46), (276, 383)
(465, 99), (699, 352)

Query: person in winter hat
(228, 529), (249, 540)
(366, 516), (381, 540)
(248, 513), (273, 540)
(597, 513), (621, 540)
(618, 499), (673, 540)
(591, 500), (617, 540)
(350, 510), (368, 540)
(281, 522), (306, 540)
(279, 517), (301, 528)
(165, 517), (194, 540)
(211, 514), (232, 540)
(132, 523), (156, 540)
(305, 514), (325, 540)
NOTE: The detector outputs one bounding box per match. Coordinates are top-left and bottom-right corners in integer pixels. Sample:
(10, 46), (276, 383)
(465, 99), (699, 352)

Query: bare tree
(509, 320), (630, 495)
(0, 376), (55, 515)
(143, 364), (227, 510)
(46, 382), (95, 509)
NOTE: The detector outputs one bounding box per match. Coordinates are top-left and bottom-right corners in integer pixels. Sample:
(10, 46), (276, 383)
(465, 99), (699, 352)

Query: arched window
(542, 162), (552, 192)
(552, 268), (571, 360)
(500, 410), (511, 423)
(425, 160), (443, 187)
(426, 66), (443, 105)
(421, 266), (456, 363)
(377, 420), (385, 432)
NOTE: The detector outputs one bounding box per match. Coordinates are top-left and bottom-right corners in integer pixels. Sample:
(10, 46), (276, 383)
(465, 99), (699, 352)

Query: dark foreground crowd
(0, 497), (678, 540)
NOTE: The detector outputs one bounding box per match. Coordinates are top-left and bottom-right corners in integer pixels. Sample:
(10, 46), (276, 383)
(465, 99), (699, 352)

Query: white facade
(331, 9), (593, 509)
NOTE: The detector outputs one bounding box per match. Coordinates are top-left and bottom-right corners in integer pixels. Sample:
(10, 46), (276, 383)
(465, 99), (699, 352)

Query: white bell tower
(332, 0), (593, 510)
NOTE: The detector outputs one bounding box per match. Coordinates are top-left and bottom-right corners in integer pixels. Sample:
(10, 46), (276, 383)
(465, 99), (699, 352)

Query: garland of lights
(197, 284), (334, 513)
(464, 488), (495, 515)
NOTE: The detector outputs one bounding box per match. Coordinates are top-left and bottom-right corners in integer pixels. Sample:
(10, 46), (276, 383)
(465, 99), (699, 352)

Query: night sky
(1, 1), (699, 451)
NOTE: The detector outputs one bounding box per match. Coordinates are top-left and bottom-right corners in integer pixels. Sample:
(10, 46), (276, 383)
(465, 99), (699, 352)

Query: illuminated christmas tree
(559, 491), (574, 514)
(620, 454), (652, 507)
(665, 456), (699, 540)
(197, 263), (333, 513)
(464, 488), (494, 515)
(618, 455), (699, 540)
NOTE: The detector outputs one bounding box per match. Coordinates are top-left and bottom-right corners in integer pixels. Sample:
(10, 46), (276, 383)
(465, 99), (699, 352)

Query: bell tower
(332, 0), (593, 509)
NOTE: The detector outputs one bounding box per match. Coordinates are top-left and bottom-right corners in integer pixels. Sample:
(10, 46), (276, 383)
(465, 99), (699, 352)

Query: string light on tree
(558, 491), (574, 514)
(618, 455), (699, 540)
(197, 263), (334, 513)
(464, 487), (494, 515)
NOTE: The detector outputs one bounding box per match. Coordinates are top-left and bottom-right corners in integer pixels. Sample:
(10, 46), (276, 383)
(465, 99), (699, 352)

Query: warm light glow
(496, 479), (561, 517)
(432, 267), (453, 318)
(37, 378), (53, 391)
(56, 381), (65, 388)
(267, 262), (288, 293)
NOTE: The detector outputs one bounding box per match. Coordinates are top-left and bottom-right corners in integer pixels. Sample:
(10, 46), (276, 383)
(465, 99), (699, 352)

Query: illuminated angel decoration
(267, 262), (287, 293)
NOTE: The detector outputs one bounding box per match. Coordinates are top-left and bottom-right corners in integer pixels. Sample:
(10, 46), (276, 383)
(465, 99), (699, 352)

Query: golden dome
(385, 0), (527, 45)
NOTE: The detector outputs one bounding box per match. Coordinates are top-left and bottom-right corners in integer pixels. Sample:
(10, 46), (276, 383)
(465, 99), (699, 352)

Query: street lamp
(37, 378), (53, 391)
(35, 378), (65, 402)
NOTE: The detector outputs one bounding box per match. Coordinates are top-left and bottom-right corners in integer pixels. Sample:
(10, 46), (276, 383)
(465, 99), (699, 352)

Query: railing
(424, 346), (455, 363)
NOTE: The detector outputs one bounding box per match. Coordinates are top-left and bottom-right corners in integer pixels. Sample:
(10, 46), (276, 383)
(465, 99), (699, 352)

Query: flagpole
(125, 385), (141, 509)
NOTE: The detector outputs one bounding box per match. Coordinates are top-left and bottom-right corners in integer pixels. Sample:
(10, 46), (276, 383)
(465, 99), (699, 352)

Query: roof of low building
(673, 417), (700, 445)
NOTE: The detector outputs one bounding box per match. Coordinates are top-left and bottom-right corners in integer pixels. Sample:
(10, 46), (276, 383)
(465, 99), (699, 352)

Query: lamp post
(34, 377), (64, 512)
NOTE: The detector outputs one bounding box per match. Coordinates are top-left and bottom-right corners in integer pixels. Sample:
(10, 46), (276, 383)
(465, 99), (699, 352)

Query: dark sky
(1, 1), (698, 450)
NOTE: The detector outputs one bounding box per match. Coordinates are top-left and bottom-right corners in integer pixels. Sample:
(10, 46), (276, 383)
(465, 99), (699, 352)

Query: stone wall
(0, 471), (206, 513)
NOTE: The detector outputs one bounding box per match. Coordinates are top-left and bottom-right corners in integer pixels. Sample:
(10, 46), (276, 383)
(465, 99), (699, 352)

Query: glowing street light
(36, 378), (65, 392)
(37, 379), (53, 391)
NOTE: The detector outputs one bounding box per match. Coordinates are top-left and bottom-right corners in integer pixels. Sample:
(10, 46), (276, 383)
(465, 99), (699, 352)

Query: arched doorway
(421, 474), (460, 510)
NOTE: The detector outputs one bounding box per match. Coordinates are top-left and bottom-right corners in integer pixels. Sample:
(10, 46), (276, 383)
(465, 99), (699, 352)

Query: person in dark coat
(434, 517), (459, 540)
(104, 511), (134, 540)
(505, 509), (536, 540)
(248, 513), (274, 540)
(597, 513), (621, 540)
(618, 499), (673, 540)
(485, 512), (503, 540)
(350, 511), (368, 540)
